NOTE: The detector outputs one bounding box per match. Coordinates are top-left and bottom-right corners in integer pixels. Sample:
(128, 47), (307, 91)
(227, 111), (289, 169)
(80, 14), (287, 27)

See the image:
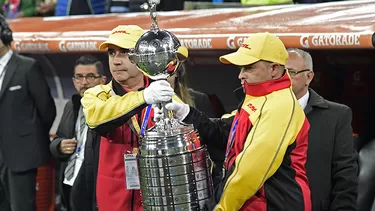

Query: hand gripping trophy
(128, 2), (213, 211)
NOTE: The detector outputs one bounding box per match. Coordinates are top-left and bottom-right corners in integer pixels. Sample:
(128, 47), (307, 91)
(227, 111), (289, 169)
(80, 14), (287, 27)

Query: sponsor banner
(298, 34), (364, 49)
(180, 38), (213, 49)
(58, 41), (99, 52)
(13, 41), (51, 53)
(225, 33), (372, 49)
(226, 35), (248, 50)
(11, 33), (374, 53)
(11, 40), (101, 53)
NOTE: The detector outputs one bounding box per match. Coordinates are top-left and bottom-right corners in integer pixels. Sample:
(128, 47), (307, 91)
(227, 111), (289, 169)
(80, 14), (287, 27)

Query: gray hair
(287, 48), (313, 71)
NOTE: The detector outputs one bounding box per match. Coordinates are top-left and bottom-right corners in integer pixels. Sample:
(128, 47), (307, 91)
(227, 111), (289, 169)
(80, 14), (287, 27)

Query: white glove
(144, 80), (174, 104)
(165, 100), (190, 121)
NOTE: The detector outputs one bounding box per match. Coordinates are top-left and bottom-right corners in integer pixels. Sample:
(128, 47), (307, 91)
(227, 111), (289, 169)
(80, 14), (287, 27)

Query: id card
(124, 153), (140, 190)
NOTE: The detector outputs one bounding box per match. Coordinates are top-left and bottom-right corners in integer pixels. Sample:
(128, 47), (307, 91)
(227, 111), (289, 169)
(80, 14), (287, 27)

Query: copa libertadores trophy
(128, 2), (213, 211)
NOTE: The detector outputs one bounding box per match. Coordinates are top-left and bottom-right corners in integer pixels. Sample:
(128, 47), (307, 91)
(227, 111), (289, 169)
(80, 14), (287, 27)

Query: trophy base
(138, 117), (213, 211)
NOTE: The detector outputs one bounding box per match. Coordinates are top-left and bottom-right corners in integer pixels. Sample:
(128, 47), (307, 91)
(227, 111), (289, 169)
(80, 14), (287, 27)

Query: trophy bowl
(129, 29), (187, 80)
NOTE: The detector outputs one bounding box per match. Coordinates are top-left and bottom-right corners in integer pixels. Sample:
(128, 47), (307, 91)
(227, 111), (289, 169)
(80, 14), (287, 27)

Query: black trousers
(62, 166), (96, 211)
(0, 151), (37, 211)
(63, 184), (72, 211)
(0, 181), (10, 211)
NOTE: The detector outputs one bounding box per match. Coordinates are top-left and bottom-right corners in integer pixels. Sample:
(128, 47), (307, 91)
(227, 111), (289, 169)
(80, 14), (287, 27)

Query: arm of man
(215, 104), (307, 211)
(184, 107), (234, 155)
(27, 61), (56, 131)
(81, 84), (147, 135)
(50, 137), (76, 161)
(330, 106), (358, 211)
(49, 101), (75, 161)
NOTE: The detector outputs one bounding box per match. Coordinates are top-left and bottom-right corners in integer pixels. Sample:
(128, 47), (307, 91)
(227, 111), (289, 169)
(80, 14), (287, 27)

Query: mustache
(80, 87), (89, 92)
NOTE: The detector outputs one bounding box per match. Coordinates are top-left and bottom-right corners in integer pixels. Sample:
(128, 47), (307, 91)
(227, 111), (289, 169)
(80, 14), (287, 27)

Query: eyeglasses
(73, 74), (102, 83)
(287, 69), (310, 76)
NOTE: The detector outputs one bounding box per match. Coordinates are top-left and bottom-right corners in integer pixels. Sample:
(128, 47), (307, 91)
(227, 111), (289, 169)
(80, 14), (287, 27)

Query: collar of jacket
(110, 76), (152, 96)
(305, 88), (328, 114)
(70, 94), (83, 125)
(71, 93), (82, 108)
(243, 72), (291, 97)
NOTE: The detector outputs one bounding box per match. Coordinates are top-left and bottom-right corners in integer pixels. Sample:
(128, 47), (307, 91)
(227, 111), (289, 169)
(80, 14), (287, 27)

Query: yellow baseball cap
(219, 32), (288, 66)
(177, 45), (188, 61)
(99, 25), (145, 50)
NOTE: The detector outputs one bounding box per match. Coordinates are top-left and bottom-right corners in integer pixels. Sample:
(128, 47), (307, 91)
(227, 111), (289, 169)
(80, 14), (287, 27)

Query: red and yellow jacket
(81, 77), (181, 211)
(185, 73), (311, 211)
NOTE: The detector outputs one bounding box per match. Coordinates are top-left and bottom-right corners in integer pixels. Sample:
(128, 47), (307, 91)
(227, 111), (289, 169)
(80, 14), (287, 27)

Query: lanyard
(225, 119), (239, 160)
(129, 104), (152, 137)
(140, 104), (152, 136)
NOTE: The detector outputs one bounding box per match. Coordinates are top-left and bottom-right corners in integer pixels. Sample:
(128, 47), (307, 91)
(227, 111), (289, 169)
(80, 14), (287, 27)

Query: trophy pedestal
(138, 118), (213, 211)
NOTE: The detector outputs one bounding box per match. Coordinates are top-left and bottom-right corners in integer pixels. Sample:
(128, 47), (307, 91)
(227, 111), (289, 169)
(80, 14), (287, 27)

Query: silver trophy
(129, 2), (213, 211)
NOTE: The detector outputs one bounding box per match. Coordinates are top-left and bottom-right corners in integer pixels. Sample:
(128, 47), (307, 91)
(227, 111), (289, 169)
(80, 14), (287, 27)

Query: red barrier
(36, 160), (56, 211)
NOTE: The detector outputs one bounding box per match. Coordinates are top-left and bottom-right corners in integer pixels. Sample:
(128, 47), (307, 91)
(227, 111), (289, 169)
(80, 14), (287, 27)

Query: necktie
(64, 108), (86, 180)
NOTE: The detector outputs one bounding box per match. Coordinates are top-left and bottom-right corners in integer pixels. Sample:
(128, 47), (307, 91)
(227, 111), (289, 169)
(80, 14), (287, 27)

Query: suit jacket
(305, 89), (358, 211)
(357, 137), (375, 211)
(0, 52), (56, 172)
(189, 88), (214, 118)
(50, 94), (100, 211)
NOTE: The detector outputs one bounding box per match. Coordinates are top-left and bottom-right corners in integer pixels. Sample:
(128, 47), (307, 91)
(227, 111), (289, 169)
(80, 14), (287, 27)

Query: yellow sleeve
(221, 109), (237, 119)
(81, 84), (146, 129)
(215, 99), (305, 211)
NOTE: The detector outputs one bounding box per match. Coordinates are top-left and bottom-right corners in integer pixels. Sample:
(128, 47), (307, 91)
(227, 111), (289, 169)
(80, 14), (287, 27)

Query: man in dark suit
(0, 15), (56, 211)
(286, 48), (358, 211)
(50, 55), (106, 211)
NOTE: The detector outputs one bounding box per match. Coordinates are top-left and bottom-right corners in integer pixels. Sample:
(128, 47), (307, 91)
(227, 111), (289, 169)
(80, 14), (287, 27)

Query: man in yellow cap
(81, 25), (177, 211)
(163, 32), (312, 211)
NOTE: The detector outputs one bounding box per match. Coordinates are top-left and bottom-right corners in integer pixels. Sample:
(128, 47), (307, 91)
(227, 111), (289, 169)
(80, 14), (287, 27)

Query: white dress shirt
(63, 107), (88, 186)
(0, 50), (13, 91)
(298, 90), (310, 110)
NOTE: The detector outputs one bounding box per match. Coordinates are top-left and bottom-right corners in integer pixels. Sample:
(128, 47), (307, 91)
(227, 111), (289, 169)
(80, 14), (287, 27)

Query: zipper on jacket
(130, 112), (142, 211)
(130, 129), (135, 211)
